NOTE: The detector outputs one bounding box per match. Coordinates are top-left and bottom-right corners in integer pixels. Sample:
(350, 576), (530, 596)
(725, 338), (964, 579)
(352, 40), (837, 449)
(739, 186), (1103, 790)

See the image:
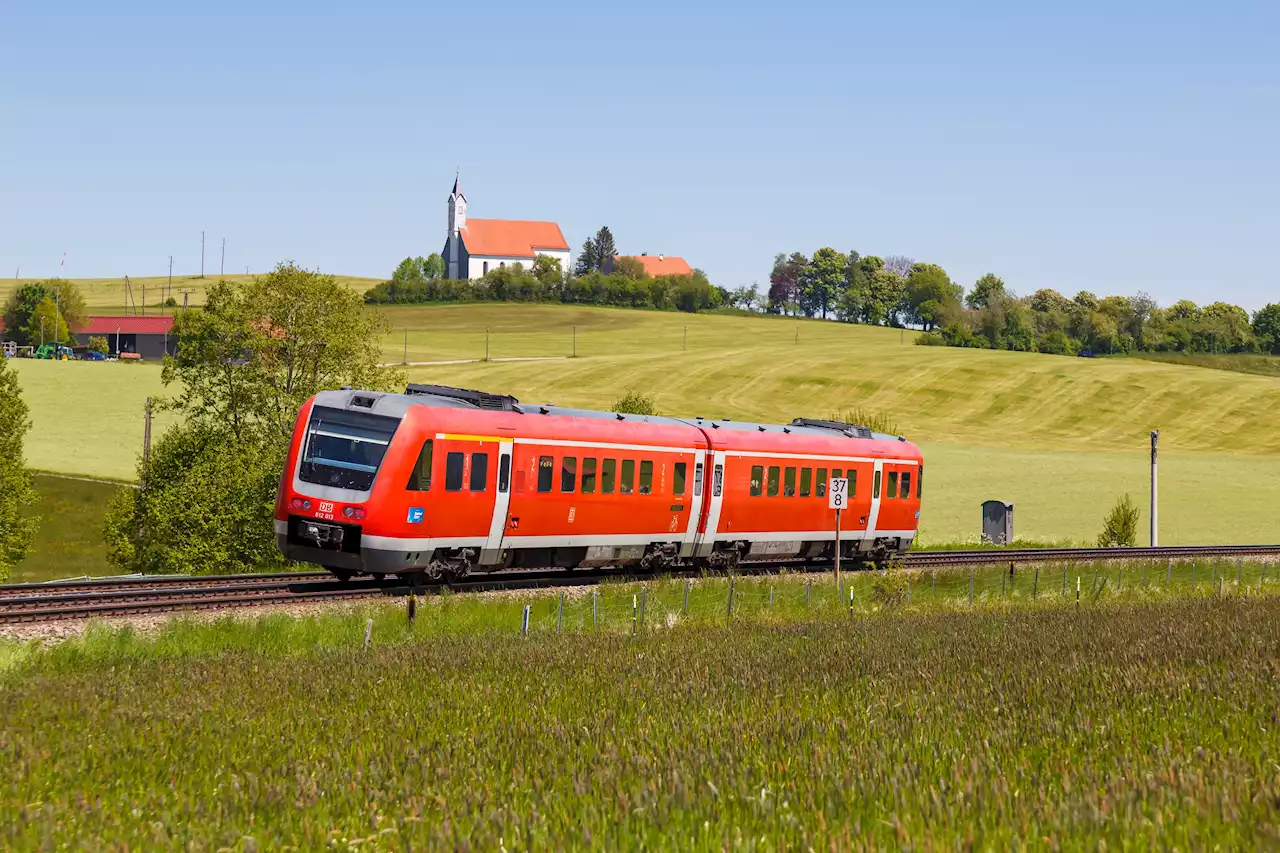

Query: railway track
(3, 544), (1278, 624)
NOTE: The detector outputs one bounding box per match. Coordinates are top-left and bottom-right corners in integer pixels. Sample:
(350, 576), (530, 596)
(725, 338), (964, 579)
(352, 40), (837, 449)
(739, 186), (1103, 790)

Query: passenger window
(901, 471), (911, 499)
(445, 451), (465, 491)
(674, 462), (686, 496)
(767, 466), (780, 497)
(561, 456), (577, 492)
(750, 465), (764, 497)
(639, 460), (653, 494)
(832, 468), (842, 480)
(713, 464), (723, 497)
(784, 467), (796, 497)
(602, 459), (616, 494)
(918, 467), (923, 498)
(800, 468), (812, 497)
(498, 454), (510, 493)
(694, 462), (703, 496)
(850, 470), (857, 495)
(407, 440), (433, 491)
(621, 460), (635, 494)
(816, 467), (827, 497)
(873, 469), (881, 499)
(537, 456), (554, 492)
(887, 471), (899, 498)
(582, 458), (597, 494)
(470, 452), (488, 492)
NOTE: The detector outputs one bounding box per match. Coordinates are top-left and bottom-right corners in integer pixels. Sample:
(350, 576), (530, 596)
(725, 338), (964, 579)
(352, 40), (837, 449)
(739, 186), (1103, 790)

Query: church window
(483, 261), (489, 275)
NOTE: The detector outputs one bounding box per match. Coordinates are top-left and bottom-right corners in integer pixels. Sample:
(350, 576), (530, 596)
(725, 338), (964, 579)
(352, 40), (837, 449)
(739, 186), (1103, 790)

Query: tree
(883, 255), (915, 278)
(0, 357), (38, 580)
(1, 279), (87, 346)
(531, 254), (564, 286)
(612, 390), (657, 415)
(612, 256), (648, 281)
(798, 247), (846, 318)
(88, 336), (109, 353)
(1253, 303), (1280, 354)
(767, 252), (805, 314)
(728, 285), (758, 310)
(966, 273), (1006, 310)
(25, 298), (70, 345)
(905, 263), (962, 331)
(422, 253), (445, 280)
(105, 263), (404, 575)
(573, 238), (599, 277)
(1097, 494), (1140, 547)
(595, 227), (617, 266)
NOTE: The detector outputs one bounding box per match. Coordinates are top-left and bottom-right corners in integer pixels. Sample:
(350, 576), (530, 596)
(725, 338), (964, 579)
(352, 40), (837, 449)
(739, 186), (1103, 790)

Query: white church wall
(467, 250), (571, 279)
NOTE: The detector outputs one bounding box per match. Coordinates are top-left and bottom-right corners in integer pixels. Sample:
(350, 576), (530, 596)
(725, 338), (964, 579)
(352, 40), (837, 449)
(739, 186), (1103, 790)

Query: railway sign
(828, 477), (849, 510)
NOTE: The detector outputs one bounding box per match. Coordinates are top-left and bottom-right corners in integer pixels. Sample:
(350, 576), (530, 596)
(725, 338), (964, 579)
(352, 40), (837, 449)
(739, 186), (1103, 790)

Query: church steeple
(446, 171), (467, 280)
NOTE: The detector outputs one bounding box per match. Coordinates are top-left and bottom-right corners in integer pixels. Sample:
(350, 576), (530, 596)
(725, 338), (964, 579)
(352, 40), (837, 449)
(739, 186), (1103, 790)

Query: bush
(612, 391), (657, 416)
(0, 358), (38, 580)
(1097, 494), (1141, 547)
(87, 336), (109, 354)
(870, 566), (909, 607)
(830, 408), (901, 436)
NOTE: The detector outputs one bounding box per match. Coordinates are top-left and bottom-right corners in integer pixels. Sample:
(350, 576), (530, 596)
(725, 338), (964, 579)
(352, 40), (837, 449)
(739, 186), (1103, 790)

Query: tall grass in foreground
(2, 596), (1278, 850)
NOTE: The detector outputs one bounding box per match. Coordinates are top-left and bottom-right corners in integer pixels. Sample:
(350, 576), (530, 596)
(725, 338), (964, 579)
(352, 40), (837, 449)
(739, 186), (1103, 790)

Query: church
(442, 175), (571, 279)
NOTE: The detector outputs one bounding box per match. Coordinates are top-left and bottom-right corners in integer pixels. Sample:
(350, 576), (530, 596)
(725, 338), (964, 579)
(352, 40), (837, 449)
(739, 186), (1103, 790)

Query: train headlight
(290, 497), (312, 511)
(343, 506), (366, 520)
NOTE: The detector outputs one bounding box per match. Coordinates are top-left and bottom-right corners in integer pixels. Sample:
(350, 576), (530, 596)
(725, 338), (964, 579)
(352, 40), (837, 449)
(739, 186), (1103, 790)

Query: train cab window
(470, 452), (489, 492)
(713, 464), (723, 497)
(694, 462), (703, 496)
(901, 471), (912, 500)
(537, 456), (554, 492)
(917, 467), (923, 498)
(887, 471), (899, 498)
(873, 469), (882, 499)
(582, 458), (597, 494)
(620, 460), (635, 494)
(767, 466), (780, 497)
(849, 470), (857, 496)
(750, 466), (764, 497)
(445, 452), (465, 492)
(783, 467), (797, 497)
(674, 462), (686, 496)
(638, 460), (654, 494)
(799, 467), (812, 497)
(816, 467), (827, 497)
(407, 440), (433, 491)
(602, 459), (617, 494)
(561, 456), (577, 493)
(498, 454), (511, 493)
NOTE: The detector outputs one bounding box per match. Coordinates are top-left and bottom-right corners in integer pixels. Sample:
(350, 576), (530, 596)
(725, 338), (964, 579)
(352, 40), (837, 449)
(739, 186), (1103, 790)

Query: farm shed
(75, 316), (177, 360)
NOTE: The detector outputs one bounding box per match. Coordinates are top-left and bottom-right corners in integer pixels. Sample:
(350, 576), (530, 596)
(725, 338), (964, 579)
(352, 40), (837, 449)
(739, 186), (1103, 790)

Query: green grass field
(1133, 351), (1280, 378)
(10, 302), (1280, 563)
(3, 590), (1278, 848)
(9, 475), (119, 585)
(0, 272), (382, 312)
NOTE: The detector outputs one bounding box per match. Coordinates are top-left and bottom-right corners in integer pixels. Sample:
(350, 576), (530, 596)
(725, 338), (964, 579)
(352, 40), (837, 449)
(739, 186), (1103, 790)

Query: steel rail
(5, 544), (1278, 624)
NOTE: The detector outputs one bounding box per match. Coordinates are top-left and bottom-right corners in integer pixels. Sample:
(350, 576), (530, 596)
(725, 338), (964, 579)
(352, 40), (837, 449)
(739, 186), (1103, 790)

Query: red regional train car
(275, 385), (923, 580)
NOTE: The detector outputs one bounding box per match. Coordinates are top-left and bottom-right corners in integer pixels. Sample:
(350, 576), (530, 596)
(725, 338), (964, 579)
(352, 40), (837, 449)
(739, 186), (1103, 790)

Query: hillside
(10, 301), (1280, 548)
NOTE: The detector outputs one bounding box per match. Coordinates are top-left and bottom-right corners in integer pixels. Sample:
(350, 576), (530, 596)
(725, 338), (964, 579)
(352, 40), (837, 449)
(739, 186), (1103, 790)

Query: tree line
(761, 249), (1280, 356)
(2, 280), (89, 346)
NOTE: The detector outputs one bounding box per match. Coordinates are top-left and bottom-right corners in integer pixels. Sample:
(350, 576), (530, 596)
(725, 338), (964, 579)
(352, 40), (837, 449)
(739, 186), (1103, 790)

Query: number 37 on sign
(828, 477), (849, 510)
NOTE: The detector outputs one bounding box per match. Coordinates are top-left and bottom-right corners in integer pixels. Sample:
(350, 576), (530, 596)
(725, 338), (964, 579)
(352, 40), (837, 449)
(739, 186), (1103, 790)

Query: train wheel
(327, 568), (353, 583)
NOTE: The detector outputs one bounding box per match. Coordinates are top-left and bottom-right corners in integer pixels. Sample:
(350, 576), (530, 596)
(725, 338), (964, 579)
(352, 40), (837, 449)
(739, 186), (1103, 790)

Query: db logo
(318, 502), (334, 514)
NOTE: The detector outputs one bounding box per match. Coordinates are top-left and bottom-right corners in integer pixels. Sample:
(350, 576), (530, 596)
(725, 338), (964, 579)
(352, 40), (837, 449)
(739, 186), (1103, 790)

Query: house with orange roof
(442, 174), (571, 279)
(606, 253), (694, 277)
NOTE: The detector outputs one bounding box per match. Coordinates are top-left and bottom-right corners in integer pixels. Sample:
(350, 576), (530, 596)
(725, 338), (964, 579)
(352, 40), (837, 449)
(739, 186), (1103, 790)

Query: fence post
(1263, 562), (1268, 585)
(1076, 577), (1080, 611)
(769, 586), (774, 607)
(1001, 569), (1006, 598)
(632, 594), (638, 634)
(573, 324), (577, 358)
(592, 591), (598, 629)
(932, 569), (936, 592)
(1092, 564), (1098, 593)
(1191, 561), (1196, 587)
(364, 618), (373, 649)
(1033, 566), (1039, 600)
(1236, 559), (1242, 585)
(848, 585), (854, 615)
(727, 578), (734, 621)
(683, 325), (687, 351)
(485, 327), (490, 362)
(1219, 576), (1224, 598)
(1167, 559), (1172, 586)
(683, 581), (690, 615)
(805, 581), (811, 608)
(403, 328), (408, 365)
(1142, 562), (1147, 587)
(557, 591), (564, 633)
(522, 604), (531, 636)
(969, 566), (974, 605)
(639, 586), (647, 626)
(1063, 564), (1068, 597)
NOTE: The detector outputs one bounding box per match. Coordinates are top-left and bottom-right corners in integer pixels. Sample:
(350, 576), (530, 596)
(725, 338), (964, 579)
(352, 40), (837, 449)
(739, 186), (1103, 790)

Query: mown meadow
(3, 585), (1278, 850)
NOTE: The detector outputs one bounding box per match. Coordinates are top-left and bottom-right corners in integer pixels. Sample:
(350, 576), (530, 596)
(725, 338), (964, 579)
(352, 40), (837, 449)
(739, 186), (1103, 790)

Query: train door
(693, 450), (726, 558)
(481, 439), (514, 564)
(865, 458), (885, 538)
(679, 456), (704, 557)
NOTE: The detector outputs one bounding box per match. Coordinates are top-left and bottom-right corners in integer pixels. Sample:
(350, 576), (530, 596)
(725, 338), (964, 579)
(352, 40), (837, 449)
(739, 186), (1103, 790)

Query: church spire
(449, 169), (464, 201)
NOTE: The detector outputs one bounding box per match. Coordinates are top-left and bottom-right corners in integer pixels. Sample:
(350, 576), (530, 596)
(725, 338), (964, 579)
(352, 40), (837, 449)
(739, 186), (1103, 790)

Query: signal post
(829, 476), (849, 589)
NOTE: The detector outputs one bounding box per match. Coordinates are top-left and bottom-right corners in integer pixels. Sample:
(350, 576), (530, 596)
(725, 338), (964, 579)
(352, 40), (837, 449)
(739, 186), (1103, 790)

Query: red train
(275, 385), (923, 580)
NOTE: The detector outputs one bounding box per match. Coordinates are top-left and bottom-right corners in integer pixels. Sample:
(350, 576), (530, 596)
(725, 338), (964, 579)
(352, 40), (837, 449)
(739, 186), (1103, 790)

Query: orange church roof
(461, 219), (569, 259)
(617, 254), (693, 277)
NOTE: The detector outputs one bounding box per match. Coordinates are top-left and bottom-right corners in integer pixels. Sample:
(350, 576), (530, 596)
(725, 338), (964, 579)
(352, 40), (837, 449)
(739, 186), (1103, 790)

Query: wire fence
(504, 558), (1278, 637)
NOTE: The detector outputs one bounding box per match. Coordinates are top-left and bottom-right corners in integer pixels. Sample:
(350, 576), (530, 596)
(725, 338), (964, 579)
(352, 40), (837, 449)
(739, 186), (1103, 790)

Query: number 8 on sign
(828, 477), (849, 510)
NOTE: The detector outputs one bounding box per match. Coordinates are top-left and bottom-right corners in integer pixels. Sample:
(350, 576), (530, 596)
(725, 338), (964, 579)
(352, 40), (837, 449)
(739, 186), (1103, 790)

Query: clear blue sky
(2, 1), (1277, 309)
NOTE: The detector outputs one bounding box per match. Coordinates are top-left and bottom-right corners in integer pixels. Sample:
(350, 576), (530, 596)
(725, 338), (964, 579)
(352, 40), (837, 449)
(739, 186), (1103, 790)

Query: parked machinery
(275, 385), (923, 581)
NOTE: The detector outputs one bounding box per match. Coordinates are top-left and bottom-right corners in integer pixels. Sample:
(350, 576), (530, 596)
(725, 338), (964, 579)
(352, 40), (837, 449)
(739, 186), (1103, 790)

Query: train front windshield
(298, 407), (400, 491)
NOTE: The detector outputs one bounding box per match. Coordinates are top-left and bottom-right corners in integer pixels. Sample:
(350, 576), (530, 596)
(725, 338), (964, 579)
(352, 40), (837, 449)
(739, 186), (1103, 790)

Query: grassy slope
(3, 596), (1277, 848)
(0, 273), (382, 312)
(9, 475), (118, 584)
(10, 302), (1280, 562)
(1132, 351), (1280, 378)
